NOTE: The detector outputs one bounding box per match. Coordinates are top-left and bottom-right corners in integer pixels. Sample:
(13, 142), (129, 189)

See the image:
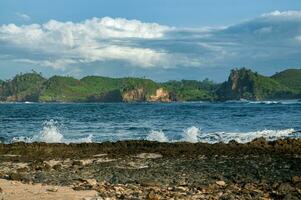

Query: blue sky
(1, 0), (301, 81)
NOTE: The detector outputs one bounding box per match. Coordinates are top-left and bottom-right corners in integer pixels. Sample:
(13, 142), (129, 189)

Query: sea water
(0, 100), (300, 144)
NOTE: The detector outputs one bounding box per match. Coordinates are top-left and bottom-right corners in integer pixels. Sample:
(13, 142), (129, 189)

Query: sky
(0, 0), (301, 82)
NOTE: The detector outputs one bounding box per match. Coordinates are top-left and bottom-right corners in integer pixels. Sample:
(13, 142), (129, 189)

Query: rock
(148, 88), (171, 102)
(278, 183), (295, 195)
(86, 179), (98, 187)
(93, 154), (107, 158)
(122, 88), (146, 102)
(72, 160), (84, 166)
(47, 187), (58, 192)
(53, 164), (62, 170)
(9, 172), (23, 181)
(147, 190), (161, 200)
(135, 153), (163, 159)
(0, 186), (3, 193)
(292, 176), (301, 184)
(72, 159), (93, 166)
(16, 167), (29, 173)
(216, 181), (226, 186)
(73, 179), (98, 190)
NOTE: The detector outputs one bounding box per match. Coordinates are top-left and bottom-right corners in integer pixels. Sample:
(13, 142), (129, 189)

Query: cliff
(217, 68), (299, 101)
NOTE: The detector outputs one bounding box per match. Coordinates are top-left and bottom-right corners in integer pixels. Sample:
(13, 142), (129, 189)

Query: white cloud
(16, 13), (31, 21)
(0, 17), (185, 69)
(262, 10), (301, 18)
(1, 11), (301, 77)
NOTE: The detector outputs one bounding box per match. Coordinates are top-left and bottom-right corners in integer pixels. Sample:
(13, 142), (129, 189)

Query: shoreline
(0, 99), (300, 104)
(0, 139), (301, 199)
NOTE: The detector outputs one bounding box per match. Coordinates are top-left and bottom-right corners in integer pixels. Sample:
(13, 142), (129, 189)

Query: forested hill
(0, 68), (300, 102)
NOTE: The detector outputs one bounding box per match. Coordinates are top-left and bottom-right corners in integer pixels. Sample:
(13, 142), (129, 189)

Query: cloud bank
(0, 11), (301, 79)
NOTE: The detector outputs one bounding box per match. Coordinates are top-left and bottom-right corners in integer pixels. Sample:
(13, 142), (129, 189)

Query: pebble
(216, 181), (226, 186)
(46, 187), (58, 192)
(292, 176), (301, 184)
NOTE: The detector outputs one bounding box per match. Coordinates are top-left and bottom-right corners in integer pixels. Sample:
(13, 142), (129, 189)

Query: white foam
(146, 126), (296, 144)
(213, 128), (295, 143)
(146, 130), (169, 142)
(181, 126), (201, 143)
(12, 120), (93, 144)
(248, 100), (281, 105)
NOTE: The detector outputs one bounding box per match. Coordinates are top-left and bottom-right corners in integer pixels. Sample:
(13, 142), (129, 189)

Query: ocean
(0, 100), (300, 144)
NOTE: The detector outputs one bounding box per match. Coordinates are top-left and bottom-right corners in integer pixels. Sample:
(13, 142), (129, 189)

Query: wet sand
(0, 139), (301, 199)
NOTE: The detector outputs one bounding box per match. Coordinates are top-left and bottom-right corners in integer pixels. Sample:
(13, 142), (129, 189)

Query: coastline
(1, 139), (301, 199)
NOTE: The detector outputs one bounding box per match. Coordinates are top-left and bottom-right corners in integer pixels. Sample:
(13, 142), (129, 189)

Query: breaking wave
(12, 120), (93, 143)
(10, 121), (298, 144)
(146, 126), (297, 144)
(146, 130), (169, 142)
(226, 99), (301, 105)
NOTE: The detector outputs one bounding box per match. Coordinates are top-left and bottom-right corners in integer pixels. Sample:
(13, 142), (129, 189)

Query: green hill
(0, 68), (300, 102)
(271, 69), (301, 92)
(0, 72), (46, 101)
(162, 79), (218, 101)
(217, 68), (297, 100)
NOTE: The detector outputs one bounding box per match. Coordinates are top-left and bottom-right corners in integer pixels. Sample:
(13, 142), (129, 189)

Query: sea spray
(145, 127), (296, 143)
(33, 120), (64, 143)
(146, 130), (169, 142)
(181, 126), (201, 143)
(12, 120), (93, 143)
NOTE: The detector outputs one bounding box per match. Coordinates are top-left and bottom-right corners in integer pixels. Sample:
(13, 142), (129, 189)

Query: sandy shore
(0, 139), (301, 199)
(0, 179), (97, 200)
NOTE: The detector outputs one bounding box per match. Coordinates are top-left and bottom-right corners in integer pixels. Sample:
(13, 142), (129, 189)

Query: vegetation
(162, 79), (218, 101)
(217, 68), (299, 100)
(0, 72), (46, 101)
(271, 69), (301, 92)
(0, 68), (300, 102)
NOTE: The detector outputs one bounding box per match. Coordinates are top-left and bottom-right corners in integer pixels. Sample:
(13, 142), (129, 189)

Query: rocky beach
(0, 139), (301, 199)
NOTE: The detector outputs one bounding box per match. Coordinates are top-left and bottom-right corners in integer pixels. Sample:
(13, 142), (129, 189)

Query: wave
(226, 99), (301, 105)
(145, 126), (296, 144)
(12, 120), (93, 144)
(146, 130), (169, 142)
(248, 101), (281, 105)
(10, 121), (298, 144)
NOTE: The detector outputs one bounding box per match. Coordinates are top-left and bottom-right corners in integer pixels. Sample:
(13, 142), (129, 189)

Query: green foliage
(271, 69), (301, 92)
(0, 72), (46, 101)
(39, 76), (84, 102)
(39, 76), (159, 102)
(163, 79), (218, 101)
(1, 68), (300, 102)
(120, 77), (159, 97)
(217, 68), (298, 100)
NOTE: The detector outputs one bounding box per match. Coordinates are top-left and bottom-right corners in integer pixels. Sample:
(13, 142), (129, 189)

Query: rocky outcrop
(122, 88), (146, 102)
(122, 87), (172, 102)
(148, 88), (171, 102)
(217, 68), (255, 100)
(217, 68), (294, 101)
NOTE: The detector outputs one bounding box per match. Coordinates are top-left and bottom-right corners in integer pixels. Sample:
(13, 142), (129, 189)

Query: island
(0, 68), (300, 102)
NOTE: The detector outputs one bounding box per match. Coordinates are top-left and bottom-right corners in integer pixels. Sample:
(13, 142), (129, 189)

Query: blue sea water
(0, 100), (300, 144)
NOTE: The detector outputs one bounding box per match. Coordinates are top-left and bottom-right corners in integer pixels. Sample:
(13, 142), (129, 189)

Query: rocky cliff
(122, 88), (147, 102)
(148, 88), (171, 102)
(217, 68), (297, 100)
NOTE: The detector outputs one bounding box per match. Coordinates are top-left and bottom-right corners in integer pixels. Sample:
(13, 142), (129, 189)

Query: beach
(0, 139), (301, 199)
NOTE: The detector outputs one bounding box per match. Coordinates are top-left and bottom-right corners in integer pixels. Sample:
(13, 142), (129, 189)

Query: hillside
(162, 79), (218, 101)
(217, 68), (299, 101)
(0, 68), (300, 102)
(0, 72), (46, 102)
(271, 69), (301, 92)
